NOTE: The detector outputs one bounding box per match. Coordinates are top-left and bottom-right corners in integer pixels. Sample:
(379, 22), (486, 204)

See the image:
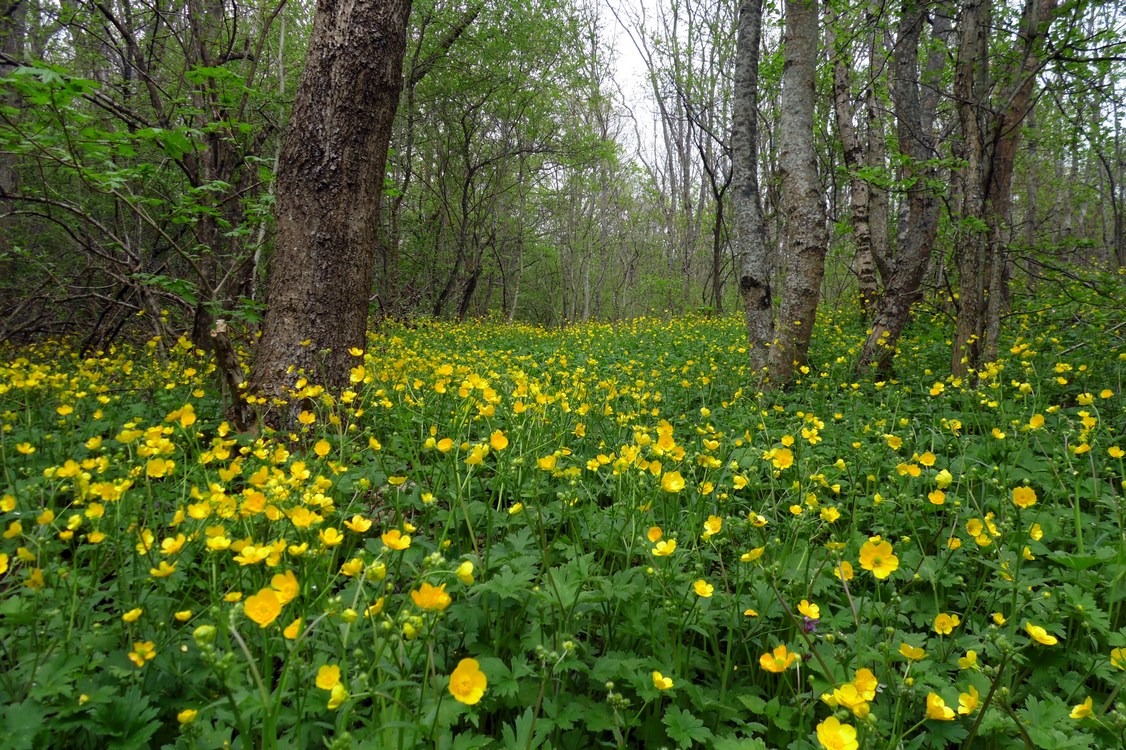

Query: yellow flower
(318, 528), (344, 547)
(174, 610), (192, 622)
(771, 448), (794, 469)
(490, 430), (509, 451)
(926, 693), (955, 720)
(647, 526), (663, 543)
(145, 457), (174, 478)
(759, 644), (796, 673)
(449, 658), (487, 705)
(1012, 486), (1037, 509)
(652, 671), (674, 690)
(122, 608), (143, 623)
(798, 600), (820, 619)
(661, 470), (685, 492)
(149, 561), (177, 578)
(1109, 446), (1124, 458)
(457, 560), (475, 585)
(1111, 647), (1126, 670)
(899, 643), (926, 661)
(835, 560), (854, 581)
(316, 664), (341, 690)
(958, 686), (980, 715)
(934, 613), (961, 635)
(820, 506), (840, 523)
(244, 588), (282, 628)
(270, 570), (299, 604)
(537, 454), (558, 472)
(693, 579), (714, 598)
(927, 489), (946, 505)
(957, 650), (978, 670)
(729, 542), (763, 565)
(1070, 696), (1093, 720)
(283, 618), (302, 639)
(313, 439), (331, 457)
(701, 515), (722, 538)
(344, 514), (372, 533)
(852, 668), (878, 700)
(1025, 622), (1059, 646)
(327, 683), (350, 710)
(340, 558), (364, 577)
(176, 709), (198, 725)
(127, 641), (156, 667)
(815, 716), (858, 750)
(830, 684), (870, 718)
(859, 538), (898, 579)
(992, 612), (1007, 626)
(652, 539), (677, 557)
(382, 529), (411, 550)
(411, 581), (451, 611)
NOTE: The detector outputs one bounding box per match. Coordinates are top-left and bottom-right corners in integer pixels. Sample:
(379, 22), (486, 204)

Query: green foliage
(1, 272), (1125, 748)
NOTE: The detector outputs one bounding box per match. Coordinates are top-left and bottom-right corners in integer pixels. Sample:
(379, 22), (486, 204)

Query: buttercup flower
(759, 644), (796, 673)
(245, 588), (282, 627)
(382, 529), (411, 550)
(1070, 696), (1093, 719)
(316, 664), (341, 690)
(926, 693), (955, 720)
(958, 686), (980, 715)
(815, 716), (858, 750)
(449, 658), (487, 705)
(1025, 622), (1059, 646)
(1012, 486), (1038, 509)
(934, 613), (961, 635)
(652, 671), (674, 690)
(899, 643), (926, 661)
(798, 600), (820, 619)
(859, 538), (898, 579)
(411, 581), (451, 611)
(693, 579), (714, 597)
(661, 471), (685, 492)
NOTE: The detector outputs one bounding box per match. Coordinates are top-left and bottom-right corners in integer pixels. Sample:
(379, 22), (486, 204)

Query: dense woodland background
(0, 0), (1123, 362)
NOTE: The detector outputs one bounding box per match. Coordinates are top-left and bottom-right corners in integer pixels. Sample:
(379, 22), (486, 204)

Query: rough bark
(732, 0), (772, 375)
(251, 0), (412, 422)
(828, 13), (876, 315)
(855, 0), (945, 373)
(952, 0), (1057, 375)
(768, 0), (827, 384)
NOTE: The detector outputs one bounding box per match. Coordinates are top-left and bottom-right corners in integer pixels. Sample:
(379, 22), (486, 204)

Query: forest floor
(1, 275), (1124, 749)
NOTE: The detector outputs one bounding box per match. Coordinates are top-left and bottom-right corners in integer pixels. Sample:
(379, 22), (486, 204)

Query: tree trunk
(767, 0), (827, 384)
(828, 13), (876, 315)
(251, 0), (412, 421)
(952, 0), (1057, 375)
(855, 0), (945, 373)
(732, 0), (772, 374)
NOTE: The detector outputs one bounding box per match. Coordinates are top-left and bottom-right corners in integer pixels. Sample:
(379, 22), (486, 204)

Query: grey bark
(768, 0), (827, 384)
(732, 0), (771, 374)
(855, 0), (945, 373)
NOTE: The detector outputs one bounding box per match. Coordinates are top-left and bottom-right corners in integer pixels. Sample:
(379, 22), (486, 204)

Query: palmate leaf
(663, 704), (713, 748)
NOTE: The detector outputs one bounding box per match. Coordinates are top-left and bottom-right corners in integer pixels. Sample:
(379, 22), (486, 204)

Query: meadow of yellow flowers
(0, 300), (1123, 748)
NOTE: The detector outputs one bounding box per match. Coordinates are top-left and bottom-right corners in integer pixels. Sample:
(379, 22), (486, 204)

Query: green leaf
(663, 705), (712, 748)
